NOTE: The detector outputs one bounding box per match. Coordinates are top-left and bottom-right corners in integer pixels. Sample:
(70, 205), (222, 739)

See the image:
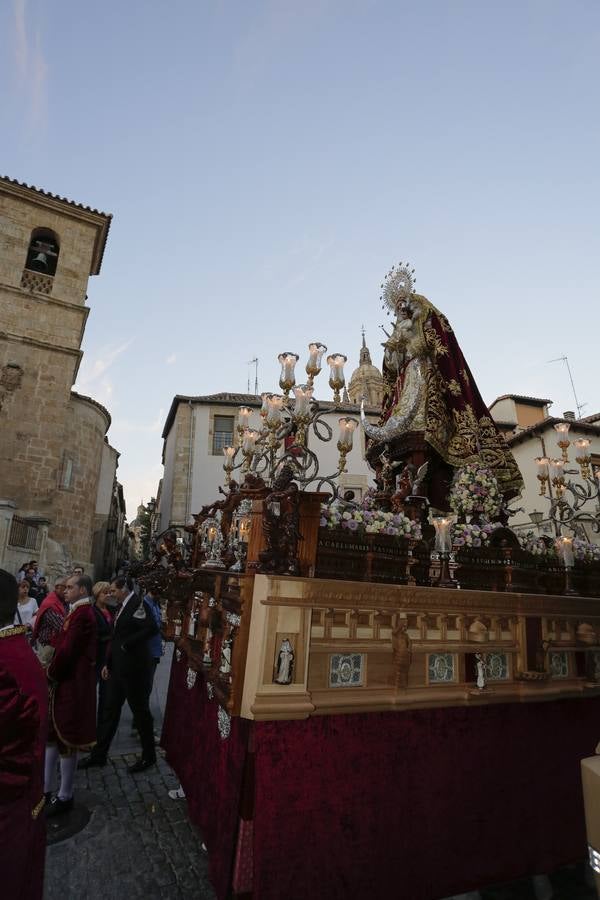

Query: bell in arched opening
(25, 230), (59, 276)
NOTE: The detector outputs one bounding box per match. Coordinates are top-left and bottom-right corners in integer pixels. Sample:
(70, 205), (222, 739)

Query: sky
(2, 0), (600, 517)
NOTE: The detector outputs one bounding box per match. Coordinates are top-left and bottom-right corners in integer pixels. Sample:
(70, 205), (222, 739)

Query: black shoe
(128, 757), (156, 775)
(44, 791), (53, 803)
(77, 755), (107, 770)
(45, 796), (74, 818)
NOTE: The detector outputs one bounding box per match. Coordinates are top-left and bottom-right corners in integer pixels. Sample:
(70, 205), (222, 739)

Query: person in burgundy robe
(0, 568), (48, 900)
(45, 573), (97, 817)
(31, 577), (68, 667)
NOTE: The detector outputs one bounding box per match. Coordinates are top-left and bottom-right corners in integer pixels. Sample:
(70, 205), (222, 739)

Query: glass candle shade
(260, 393), (272, 418)
(556, 535), (575, 568)
(433, 516), (454, 553)
(327, 353), (347, 391)
(223, 446), (236, 467)
(554, 422), (571, 437)
(338, 416), (358, 450)
(535, 457), (549, 475)
(548, 458), (565, 480)
(238, 407), (252, 430)
(278, 352), (299, 391)
(574, 438), (591, 453)
(242, 429), (258, 455)
(306, 342), (327, 378)
(238, 515), (251, 543)
(266, 394), (284, 428)
(293, 385), (313, 418)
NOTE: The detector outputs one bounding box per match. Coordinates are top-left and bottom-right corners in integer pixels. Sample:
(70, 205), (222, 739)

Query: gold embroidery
(459, 368), (470, 386)
(31, 796), (45, 819)
(0, 625), (27, 639)
(438, 315), (453, 333)
(446, 378), (462, 397)
(423, 321), (449, 357)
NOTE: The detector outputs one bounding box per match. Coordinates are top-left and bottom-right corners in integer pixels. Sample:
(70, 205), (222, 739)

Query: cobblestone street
(44, 751), (215, 900)
(44, 649), (216, 900)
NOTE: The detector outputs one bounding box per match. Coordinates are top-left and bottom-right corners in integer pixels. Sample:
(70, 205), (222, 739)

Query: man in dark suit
(78, 576), (158, 774)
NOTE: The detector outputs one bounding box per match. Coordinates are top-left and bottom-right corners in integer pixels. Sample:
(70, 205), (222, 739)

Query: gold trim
(31, 796), (45, 819)
(0, 625), (27, 639)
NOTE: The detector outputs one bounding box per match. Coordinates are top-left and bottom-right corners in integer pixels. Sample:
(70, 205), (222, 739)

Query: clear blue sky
(3, 0), (599, 515)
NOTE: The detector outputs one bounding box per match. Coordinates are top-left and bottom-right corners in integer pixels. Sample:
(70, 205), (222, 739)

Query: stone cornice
(0, 281), (90, 317)
(261, 575), (600, 619)
(0, 330), (82, 359)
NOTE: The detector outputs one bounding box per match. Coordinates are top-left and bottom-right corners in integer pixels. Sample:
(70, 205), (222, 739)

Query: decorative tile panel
(484, 653), (509, 681)
(427, 653), (456, 683)
(329, 653), (364, 688)
(549, 651), (569, 679)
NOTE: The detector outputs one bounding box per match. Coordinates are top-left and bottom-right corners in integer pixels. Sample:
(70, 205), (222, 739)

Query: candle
(306, 342), (327, 378)
(278, 352), (299, 391)
(556, 536), (574, 568)
(242, 429), (258, 455)
(535, 457), (549, 475)
(260, 393), (271, 418)
(223, 446), (235, 464)
(238, 407), (252, 429)
(433, 516), (454, 553)
(554, 422), (571, 436)
(337, 416), (358, 450)
(293, 385), (313, 418)
(266, 394), (284, 428)
(327, 353), (347, 394)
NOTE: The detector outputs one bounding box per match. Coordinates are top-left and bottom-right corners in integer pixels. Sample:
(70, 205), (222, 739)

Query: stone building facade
(0, 176), (122, 579)
(156, 392), (381, 535)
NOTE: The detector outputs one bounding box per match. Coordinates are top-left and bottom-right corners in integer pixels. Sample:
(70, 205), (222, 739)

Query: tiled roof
(0, 175), (110, 217)
(490, 394), (553, 406)
(70, 390), (111, 430)
(162, 392), (380, 438)
(506, 416), (600, 447)
(0, 175), (112, 274)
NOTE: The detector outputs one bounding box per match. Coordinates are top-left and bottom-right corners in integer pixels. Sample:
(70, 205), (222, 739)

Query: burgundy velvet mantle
(162, 653), (600, 900)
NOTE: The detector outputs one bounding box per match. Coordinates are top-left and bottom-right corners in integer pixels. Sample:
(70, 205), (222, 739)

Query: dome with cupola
(347, 329), (384, 407)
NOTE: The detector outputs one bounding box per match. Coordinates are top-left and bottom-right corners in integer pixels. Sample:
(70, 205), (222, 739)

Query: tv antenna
(247, 357), (259, 395)
(547, 355), (586, 419)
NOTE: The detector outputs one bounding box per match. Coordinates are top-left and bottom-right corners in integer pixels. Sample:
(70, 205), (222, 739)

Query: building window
(25, 228), (60, 276)
(212, 415), (234, 455)
(59, 455), (75, 491)
(8, 516), (39, 551)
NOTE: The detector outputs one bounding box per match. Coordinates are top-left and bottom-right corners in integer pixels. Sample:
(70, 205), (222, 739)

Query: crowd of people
(0, 562), (165, 899)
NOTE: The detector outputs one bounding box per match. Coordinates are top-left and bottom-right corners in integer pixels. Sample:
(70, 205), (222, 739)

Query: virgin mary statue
(361, 264), (523, 510)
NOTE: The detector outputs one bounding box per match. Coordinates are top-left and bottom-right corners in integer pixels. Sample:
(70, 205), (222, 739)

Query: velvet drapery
(162, 653), (600, 900)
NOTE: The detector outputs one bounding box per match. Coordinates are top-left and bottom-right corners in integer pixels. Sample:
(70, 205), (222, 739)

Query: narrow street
(44, 648), (216, 899)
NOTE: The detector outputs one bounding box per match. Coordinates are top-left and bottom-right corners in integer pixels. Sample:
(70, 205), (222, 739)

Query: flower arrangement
(518, 531), (557, 558)
(572, 538), (600, 563)
(448, 464), (502, 520)
(452, 521), (502, 548)
(320, 502), (422, 540)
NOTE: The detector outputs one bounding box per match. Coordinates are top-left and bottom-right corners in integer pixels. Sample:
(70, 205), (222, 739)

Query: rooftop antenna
(547, 355), (586, 418)
(247, 357), (259, 395)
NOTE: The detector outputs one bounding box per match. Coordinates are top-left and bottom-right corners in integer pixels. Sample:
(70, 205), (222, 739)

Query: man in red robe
(45, 573), (97, 817)
(31, 577), (68, 667)
(0, 568), (48, 900)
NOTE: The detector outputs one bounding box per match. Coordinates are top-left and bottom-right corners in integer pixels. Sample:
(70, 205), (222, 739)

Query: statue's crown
(380, 263), (416, 314)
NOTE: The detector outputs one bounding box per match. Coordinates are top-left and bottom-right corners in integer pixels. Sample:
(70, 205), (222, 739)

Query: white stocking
(58, 753), (78, 801)
(44, 744), (60, 793)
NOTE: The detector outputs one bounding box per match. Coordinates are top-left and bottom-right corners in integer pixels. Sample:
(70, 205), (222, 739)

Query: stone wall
(170, 402), (195, 527)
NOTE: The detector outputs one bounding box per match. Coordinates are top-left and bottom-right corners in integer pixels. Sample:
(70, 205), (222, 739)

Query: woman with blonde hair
(91, 581), (115, 728)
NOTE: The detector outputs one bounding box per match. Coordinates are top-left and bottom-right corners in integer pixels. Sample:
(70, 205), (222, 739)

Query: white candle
(306, 342), (327, 376)
(242, 429), (258, 454)
(238, 407), (252, 429)
(266, 395), (284, 428)
(338, 417), (357, 450)
(327, 353), (347, 390)
(278, 352), (299, 390)
(433, 516), (453, 553)
(293, 385), (313, 418)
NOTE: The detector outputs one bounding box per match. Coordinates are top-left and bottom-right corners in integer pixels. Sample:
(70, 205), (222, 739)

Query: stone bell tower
(0, 176), (113, 573)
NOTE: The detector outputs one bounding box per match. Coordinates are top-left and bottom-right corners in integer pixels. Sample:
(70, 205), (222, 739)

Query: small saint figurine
(475, 653), (486, 690)
(274, 638), (294, 685)
(220, 637), (232, 676)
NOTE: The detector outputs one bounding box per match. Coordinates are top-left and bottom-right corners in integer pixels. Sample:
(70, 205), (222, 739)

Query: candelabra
(533, 421), (600, 539)
(222, 342), (357, 496)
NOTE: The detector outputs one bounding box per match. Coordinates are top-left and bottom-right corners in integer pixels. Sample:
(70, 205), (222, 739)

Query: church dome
(347, 330), (384, 407)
